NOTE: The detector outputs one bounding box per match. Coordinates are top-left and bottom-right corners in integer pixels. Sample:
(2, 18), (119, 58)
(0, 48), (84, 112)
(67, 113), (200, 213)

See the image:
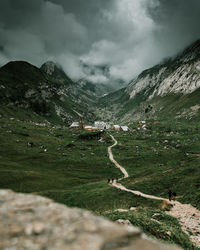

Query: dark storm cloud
(0, 0), (199, 84)
(148, 0), (200, 57)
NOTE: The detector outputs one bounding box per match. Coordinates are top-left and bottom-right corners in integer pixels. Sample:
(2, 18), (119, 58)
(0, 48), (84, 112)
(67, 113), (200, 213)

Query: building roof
(121, 126), (129, 131)
(70, 122), (79, 128)
(94, 121), (106, 124)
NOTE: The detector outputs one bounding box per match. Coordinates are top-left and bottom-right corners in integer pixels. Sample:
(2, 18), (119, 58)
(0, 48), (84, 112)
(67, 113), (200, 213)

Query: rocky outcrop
(99, 39), (200, 122)
(40, 61), (71, 83)
(0, 190), (181, 250)
(41, 61), (57, 76)
(127, 40), (200, 99)
(0, 60), (99, 123)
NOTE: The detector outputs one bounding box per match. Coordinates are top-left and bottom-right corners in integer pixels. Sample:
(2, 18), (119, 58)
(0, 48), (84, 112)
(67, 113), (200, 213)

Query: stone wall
(0, 190), (181, 250)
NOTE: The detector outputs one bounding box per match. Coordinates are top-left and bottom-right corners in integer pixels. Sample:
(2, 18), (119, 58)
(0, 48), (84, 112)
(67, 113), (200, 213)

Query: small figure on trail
(112, 178), (114, 183)
(168, 190), (172, 201)
(107, 178), (110, 184)
(172, 192), (176, 201)
(116, 178), (118, 183)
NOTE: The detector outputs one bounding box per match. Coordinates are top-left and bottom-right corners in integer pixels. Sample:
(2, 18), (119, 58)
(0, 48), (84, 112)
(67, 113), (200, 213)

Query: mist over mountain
(1, 39), (200, 124)
(0, 60), (103, 124)
(0, 0), (199, 86)
(97, 39), (200, 122)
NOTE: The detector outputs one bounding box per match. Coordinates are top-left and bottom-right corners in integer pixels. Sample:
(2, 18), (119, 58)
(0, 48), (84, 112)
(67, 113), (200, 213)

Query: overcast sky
(0, 0), (199, 85)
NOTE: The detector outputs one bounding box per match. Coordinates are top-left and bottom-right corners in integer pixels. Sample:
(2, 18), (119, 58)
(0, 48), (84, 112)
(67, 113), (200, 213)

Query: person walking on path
(168, 190), (172, 201)
(172, 192), (176, 201)
(107, 178), (110, 184)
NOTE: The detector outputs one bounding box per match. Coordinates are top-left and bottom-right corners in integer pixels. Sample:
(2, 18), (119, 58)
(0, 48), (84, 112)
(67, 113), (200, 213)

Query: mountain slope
(41, 61), (73, 85)
(41, 62), (113, 111)
(98, 39), (200, 122)
(0, 61), (98, 124)
(0, 61), (50, 112)
(127, 40), (200, 100)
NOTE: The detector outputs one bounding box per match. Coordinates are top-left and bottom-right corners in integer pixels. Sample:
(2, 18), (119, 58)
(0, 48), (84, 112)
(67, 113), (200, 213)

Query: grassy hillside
(0, 106), (199, 248)
(104, 209), (195, 249)
(0, 61), (100, 125)
(151, 89), (200, 121)
(96, 40), (200, 123)
(111, 121), (200, 210)
(100, 89), (200, 123)
(0, 107), (160, 211)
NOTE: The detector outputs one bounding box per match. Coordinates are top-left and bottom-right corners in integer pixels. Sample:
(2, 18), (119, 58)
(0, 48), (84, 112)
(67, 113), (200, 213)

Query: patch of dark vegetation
(104, 208), (197, 250)
(145, 104), (153, 113)
(55, 134), (63, 138)
(78, 131), (105, 140)
(17, 133), (30, 137)
(64, 143), (76, 149)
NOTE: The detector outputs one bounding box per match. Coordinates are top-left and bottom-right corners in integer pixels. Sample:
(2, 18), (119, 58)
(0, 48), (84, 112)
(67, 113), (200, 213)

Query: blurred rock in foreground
(0, 190), (181, 250)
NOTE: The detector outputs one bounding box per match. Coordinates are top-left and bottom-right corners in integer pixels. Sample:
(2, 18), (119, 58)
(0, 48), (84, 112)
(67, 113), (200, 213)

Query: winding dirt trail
(108, 134), (200, 248)
(108, 135), (129, 179)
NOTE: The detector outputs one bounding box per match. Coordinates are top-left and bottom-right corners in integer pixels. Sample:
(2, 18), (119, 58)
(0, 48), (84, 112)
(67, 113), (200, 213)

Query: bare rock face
(40, 61), (56, 75)
(0, 190), (181, 250)
(127, 40), (200, 100)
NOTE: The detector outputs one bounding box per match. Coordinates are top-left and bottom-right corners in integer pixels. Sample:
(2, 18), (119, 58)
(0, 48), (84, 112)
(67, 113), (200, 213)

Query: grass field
(103, 208), (196, 249)
(112, 121), (200, 210)
(0, 107), (160, 212)
(0, 107), (199, 249)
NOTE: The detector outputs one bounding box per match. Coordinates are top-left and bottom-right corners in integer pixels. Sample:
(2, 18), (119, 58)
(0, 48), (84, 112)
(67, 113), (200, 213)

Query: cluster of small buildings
(70, 121), (129, 131)
(70, 120), (161, 134)
(137, 120), (147, 131)
(137, 120), (160, 131)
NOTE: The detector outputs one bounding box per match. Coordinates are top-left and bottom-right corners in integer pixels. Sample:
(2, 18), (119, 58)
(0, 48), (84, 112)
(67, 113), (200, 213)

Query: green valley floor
(0, 109), (200, 249)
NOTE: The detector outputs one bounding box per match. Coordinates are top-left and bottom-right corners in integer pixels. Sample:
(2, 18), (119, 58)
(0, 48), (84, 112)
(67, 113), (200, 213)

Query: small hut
(113, 125), (120, 131)
(70, 122), (80, 129)
(121, 126), (129, 132)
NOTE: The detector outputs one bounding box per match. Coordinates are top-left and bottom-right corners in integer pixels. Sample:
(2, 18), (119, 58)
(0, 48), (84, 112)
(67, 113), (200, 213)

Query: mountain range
(0, 39), (200, 124)
(98, 39), (200, 123)
(0, 60), (112, 124)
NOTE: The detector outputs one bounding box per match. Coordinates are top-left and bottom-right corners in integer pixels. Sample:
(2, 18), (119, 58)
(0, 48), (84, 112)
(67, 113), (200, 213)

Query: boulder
(0, 190), (182, 250)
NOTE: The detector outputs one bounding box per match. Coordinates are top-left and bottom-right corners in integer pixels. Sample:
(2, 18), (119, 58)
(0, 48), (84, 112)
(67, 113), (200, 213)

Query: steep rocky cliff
(98, 40), (200, 122)
(127, 40), (200, 100)
(41, 61), (74, 85)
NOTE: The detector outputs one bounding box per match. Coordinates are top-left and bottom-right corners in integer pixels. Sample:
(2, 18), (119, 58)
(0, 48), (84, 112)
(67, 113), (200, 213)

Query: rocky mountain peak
(40, 61), (72, 83)
(0, 60), (41, 74)
(40, 61), (58, 75)
(0, 60), (46, 84)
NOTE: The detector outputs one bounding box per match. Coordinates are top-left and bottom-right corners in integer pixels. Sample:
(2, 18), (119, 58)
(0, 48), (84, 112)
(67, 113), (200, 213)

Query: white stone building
(121, 126), (129, 132)
(70, 122), (80, 129)
(94, 121), (107, 130)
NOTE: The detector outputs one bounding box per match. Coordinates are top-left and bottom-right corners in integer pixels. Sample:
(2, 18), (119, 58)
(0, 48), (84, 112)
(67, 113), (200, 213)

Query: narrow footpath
(108, 134), (200, 248)
(108, 135), (129, 180)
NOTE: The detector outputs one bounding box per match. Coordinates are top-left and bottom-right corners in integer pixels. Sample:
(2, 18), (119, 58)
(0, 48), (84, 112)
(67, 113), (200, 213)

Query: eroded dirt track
(108, 135), (200, 248)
